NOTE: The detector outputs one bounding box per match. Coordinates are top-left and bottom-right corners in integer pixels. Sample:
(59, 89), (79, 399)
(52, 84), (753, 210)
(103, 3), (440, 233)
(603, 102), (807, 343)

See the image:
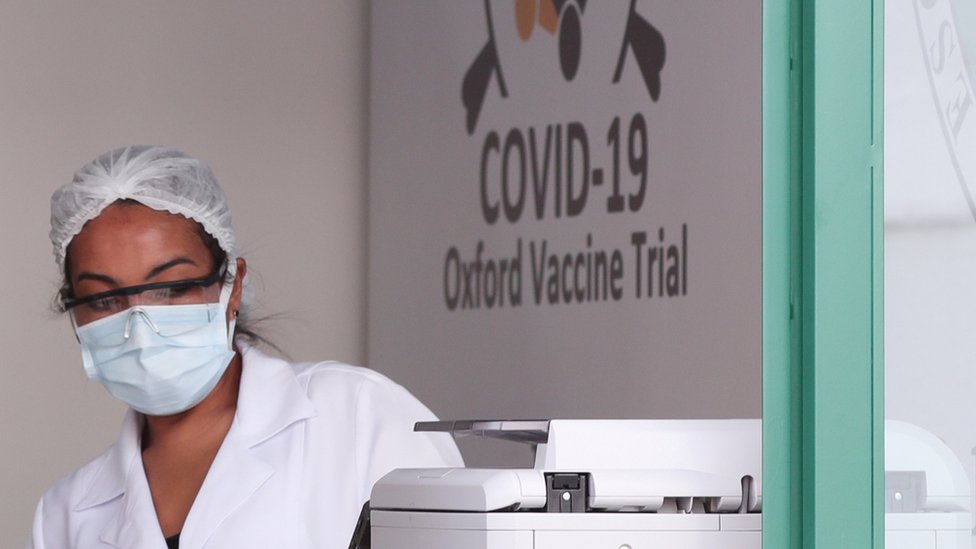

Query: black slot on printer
(545, 473), (590, 512)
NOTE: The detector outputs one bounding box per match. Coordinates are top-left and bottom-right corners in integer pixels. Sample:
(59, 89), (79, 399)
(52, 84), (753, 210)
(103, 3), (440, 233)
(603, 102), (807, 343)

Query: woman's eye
(167, 285), (191, 298)
(88, 296), (120, 312)
(143, 285), (195, 304)
(143, 288), (176, 303)
(158, 285), (194, 301)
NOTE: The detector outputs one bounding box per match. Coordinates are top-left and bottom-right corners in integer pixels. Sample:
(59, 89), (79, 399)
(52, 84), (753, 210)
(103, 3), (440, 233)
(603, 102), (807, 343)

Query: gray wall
(0, 2), (368, 544)
(367, 2), (762, 468)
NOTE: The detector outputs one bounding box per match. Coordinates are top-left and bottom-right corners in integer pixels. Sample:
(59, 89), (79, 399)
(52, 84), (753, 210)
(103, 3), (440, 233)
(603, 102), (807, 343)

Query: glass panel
(886, 1), (976, 547)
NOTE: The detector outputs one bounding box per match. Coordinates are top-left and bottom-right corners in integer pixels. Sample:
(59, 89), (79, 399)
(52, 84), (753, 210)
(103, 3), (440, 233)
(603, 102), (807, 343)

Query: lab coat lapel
(92, 410), (169, 549)
(180, 344), (317, 548)
(105, 461), (169, 549)
(233, 343), (319, 447)
(178, 424), (274, 549)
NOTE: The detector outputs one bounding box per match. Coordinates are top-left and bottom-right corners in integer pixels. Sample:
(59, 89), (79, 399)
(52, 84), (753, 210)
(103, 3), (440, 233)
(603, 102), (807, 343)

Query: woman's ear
(227, 257), (248, 322)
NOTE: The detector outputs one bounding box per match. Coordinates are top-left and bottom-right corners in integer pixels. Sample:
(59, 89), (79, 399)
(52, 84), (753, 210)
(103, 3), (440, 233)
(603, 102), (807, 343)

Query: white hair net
(50, 145), (239, 272)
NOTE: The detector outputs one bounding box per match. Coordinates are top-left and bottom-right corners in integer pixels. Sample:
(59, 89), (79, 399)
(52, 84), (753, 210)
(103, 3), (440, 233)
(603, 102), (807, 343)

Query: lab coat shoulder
(288, 359), (464, 478)
(27, 348), (462, 548)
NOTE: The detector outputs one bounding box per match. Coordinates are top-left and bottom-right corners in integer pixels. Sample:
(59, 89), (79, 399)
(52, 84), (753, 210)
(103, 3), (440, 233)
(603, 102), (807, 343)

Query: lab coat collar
(74, 342), (318, 547)
(234, 341), (318, 448)
(70, 409), (164, 548)
(101, 443), (166, 549)
(74, 408), (140, 512)
(178, 409), (277, 548)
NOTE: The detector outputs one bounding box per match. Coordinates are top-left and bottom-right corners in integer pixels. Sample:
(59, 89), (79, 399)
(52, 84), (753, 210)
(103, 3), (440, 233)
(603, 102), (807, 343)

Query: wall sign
(369, 1), (762, 447)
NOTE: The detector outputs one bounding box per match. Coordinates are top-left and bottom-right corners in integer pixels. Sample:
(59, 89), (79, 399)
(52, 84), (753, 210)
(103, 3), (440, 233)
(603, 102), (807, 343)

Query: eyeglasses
(63, 264), (227, 326)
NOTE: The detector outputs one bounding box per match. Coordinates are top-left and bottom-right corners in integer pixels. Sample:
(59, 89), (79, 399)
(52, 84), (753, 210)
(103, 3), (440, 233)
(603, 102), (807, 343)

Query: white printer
(364, 418), (973, 549)
(369, 419), (763, 549)
(885, 420), (973, 549)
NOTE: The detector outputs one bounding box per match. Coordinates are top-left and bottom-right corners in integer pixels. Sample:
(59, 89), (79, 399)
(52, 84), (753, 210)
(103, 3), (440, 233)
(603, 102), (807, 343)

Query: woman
(29, 146), (462, 548)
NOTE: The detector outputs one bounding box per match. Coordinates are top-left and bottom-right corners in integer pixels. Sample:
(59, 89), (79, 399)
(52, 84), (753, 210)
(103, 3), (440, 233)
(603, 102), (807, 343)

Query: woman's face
(65, 202), (243, 321)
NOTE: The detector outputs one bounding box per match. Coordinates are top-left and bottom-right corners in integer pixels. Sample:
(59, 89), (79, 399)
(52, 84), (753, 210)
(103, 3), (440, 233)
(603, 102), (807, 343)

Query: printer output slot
(545, 472), (590, 512)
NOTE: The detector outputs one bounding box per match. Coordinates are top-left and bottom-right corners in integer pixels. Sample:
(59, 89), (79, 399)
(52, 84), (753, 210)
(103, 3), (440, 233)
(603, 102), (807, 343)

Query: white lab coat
(28, 343), (463, 548)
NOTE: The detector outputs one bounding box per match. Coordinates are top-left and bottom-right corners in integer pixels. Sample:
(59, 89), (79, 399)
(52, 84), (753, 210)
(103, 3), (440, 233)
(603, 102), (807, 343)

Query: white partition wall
(886, 0), (976, 546)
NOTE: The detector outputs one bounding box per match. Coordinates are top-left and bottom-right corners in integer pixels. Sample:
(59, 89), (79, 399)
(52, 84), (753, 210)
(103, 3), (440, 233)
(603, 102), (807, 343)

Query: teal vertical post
(800, 0), (884, 547)
(761, 0), (801, 547)
(763, 0), (883, 547)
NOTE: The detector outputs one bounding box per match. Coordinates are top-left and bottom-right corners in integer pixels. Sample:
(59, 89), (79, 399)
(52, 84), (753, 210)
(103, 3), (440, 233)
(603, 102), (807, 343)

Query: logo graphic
(915, 0), (976, 220)
(462, 0), (667, 134)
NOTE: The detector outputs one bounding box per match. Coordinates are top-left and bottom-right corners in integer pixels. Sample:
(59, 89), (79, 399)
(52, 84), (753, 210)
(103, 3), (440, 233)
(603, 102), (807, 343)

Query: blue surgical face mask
(73, 265), (237, 416)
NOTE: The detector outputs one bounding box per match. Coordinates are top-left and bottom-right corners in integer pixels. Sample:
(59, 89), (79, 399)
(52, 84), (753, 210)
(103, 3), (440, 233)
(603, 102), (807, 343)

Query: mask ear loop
(68, 307), (82, 343)
(221, 258), (239, 351)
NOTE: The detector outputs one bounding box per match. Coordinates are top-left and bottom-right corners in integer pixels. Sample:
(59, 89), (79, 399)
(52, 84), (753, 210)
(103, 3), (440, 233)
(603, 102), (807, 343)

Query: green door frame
(762, 1), (884, 547)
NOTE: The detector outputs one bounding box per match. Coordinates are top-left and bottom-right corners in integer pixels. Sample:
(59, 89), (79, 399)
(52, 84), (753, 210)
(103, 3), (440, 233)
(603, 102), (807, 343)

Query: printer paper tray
(372, 511), (761, 549)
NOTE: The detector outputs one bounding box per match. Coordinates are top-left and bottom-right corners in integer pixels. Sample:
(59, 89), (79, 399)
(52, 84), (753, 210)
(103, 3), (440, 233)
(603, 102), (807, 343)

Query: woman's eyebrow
(75, 272), (118, 286)
(73, 257), (200, 287)
(144, 257), (199, 281)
